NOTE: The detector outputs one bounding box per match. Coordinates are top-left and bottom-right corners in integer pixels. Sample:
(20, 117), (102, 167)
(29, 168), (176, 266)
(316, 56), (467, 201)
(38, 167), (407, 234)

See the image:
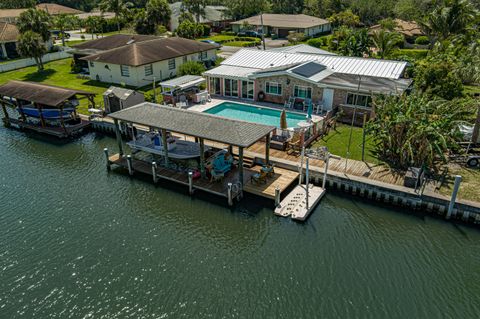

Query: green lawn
(437, 165), (480, 202)
(310, 123), (378, 163)
(0, 58), (155, 114)
(65, 40), (87, 47)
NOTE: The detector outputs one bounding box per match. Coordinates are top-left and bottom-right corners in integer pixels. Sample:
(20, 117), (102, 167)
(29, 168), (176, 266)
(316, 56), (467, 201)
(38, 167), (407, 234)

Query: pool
(204, 102), (307, 127)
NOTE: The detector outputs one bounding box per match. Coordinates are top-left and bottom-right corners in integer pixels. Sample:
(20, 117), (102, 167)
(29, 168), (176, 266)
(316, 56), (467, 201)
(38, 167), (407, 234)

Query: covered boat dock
(106, 102), (299, 204)
(0, 81), (95, 138)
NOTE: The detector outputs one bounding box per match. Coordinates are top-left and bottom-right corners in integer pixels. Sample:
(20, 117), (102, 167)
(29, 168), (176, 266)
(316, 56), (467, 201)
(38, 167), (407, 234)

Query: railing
(0, 51), (71, 73)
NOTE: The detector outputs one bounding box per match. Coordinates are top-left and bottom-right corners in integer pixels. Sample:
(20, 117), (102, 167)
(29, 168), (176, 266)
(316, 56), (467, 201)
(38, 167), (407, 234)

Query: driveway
(218, 38), (290, 58)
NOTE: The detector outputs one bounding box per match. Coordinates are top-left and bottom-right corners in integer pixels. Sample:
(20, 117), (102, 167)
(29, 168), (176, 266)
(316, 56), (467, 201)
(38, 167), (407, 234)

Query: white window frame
(293, 85), (312, 99)
(345, 92), (372, 108)
(144, 64), (153, 77)
(265, 82), (282, 96)
(168, 59), (176, 70)
(224, 78), (238, 97)
(120, 65), (130, 77)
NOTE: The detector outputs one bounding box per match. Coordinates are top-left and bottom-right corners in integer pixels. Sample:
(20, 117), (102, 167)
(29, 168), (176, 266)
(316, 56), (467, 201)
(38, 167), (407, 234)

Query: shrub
(221, 31), (236, 36)
(307, 36), (329, 48)
(415, 36), (430, 45)
(287, 32), (306, 44)
(202, 24), (211, 36)
(388, 49), (429, 61)
(178, 61), (206, 76)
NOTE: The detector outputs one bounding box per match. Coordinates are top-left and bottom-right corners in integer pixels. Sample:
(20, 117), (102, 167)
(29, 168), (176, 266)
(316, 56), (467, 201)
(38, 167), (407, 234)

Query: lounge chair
(210, 170), (224, 182)
(251, 169), (268, 184)
(284, 96), (295, 109)
(286, 131), (302, 155)
(314, 101), (324, 114)
(303, 98), (312, 112)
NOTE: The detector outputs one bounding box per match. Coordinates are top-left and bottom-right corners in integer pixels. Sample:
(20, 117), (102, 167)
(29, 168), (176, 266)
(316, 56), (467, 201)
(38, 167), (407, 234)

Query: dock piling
(126, 155), (133, 175)
(188, 171), (194, 195)
(446, 175), (462, 219)
(152, 161), (157, 183)
(275, 185), (280, 207)
(104, 148), (110, 170)
(227, 183), (233, 206)
(323, 153), (329, 189)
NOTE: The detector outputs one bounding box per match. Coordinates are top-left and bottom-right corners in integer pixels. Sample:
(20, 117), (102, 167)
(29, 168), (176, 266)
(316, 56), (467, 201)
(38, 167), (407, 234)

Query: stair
(233, 154), (255, 168)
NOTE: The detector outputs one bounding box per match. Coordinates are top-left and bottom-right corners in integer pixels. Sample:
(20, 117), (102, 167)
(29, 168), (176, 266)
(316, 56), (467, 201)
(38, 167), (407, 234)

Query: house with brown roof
(0, 3), (83, 23)
(369, 19), (425, 44)
(79, 36), (218, 87)
(0, 22), (20, 59)
(231, 14), (331, 38)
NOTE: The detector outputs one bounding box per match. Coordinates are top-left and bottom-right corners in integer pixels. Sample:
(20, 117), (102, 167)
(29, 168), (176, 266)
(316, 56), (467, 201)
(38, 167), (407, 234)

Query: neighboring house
(103, 86), (145, 113)
(0, 22), (20, 60)
(76, 11), (116, 21)
(369, 19), (425, 45)
(169, 2), (231, 32)
(81, 37), (217, 87)
(231, 14), (331, 38)
(70, 34), (159, 71)
(268, 44), (336, 56)
(0, 3), (83, 23)
(203, 49), (411, 123)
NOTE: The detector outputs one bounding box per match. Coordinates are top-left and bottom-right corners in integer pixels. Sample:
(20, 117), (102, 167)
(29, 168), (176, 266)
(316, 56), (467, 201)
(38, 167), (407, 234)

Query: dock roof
(0, 81), (95, 107)
(109, 103), (276, 147)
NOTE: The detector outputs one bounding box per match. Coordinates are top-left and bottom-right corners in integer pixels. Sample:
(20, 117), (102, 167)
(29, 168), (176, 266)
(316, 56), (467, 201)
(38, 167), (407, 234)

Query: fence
(0, 51), (71, 73)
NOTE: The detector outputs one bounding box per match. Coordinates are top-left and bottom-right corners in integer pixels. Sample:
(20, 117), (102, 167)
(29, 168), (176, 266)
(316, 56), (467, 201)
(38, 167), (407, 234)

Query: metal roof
(0, 81), (95, 107)
(268, 44), (336, 56)
(203, 65), (259, 79)
(231, 14), (329, 29)
(103, 86), (136, 100)
(159, 75), (205, 89)
(320, 73), (412, 94)
(109, 103), (275, 148)
(219, 49), (408, 80)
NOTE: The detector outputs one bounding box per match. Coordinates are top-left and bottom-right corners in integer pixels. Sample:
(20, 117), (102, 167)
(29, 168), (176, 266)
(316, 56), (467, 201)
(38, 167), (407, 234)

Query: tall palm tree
(99, 0), (133, 32)
(371, 29), (404, 59)
(53, 14), (75, 47)
(17, 31), (47, 71)
(17, 8), (51, 42)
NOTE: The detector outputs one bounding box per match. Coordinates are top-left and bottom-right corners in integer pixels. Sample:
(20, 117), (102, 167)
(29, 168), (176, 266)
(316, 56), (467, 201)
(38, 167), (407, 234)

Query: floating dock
(274, 184), (326, 221)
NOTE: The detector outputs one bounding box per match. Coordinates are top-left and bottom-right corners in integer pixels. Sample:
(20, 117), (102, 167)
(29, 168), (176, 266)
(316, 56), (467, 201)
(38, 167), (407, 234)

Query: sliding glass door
(241, 81), (254, 99)
(209, 77), (220, 95)
(224, 78), (238, 97)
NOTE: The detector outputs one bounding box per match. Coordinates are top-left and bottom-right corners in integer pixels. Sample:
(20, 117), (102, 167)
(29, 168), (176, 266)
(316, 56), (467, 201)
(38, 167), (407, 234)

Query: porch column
(113, 118), (124, 156)
(1, 43), (7, 59)
(238, 147), (244, 189)
(161, 128), (169, 167)
(199, 138), (205, 178)
(265, 133), (270, 164)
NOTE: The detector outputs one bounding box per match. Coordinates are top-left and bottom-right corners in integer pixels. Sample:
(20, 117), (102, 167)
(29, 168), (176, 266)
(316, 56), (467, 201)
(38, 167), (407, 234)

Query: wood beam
(162, 128), (169, 167)
(113, 118), (124, 156)
(199, 138), (205, 178)
(239, 147), (244, 189)
(265, 133), (270, 165)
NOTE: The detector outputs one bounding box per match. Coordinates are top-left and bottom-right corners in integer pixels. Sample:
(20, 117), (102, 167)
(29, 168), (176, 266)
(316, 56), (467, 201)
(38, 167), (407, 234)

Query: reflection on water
(0, 127), (479, 318)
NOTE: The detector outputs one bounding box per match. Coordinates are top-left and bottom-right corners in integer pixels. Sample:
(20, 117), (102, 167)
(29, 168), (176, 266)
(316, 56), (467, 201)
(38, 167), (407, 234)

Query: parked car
(50, 30), (71, 40)
(200, 40), (221, 47)
(237, 31), (263, 38)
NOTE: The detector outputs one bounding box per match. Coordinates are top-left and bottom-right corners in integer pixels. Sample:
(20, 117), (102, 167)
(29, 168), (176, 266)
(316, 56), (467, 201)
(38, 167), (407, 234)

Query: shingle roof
(231, 14), (329, 29)
(80, 37), (217, 67)
(369, 19), (424, 37)
(103, 86), (136, 100)
(0, 9), (26, 20)
(0, 22), (19, 43)
(35, 3), (84, 15)
(170, 2), (229, 30)
(109, 103), (275, 147)
(0, 81), (95, 107)
(72, 34), (159, 51)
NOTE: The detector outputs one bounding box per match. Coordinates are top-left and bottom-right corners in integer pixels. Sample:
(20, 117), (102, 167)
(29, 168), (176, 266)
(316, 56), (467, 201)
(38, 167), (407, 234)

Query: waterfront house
(231, 14), (331, 38)
(0, 22), (20, 60)
(203, 49), (411, 123)
(79, 37), (218, 87)
(169, 2), (231, 32)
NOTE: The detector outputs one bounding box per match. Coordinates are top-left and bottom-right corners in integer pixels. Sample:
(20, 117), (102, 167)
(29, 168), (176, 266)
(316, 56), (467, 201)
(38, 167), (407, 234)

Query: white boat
(127, 132), (208, 159)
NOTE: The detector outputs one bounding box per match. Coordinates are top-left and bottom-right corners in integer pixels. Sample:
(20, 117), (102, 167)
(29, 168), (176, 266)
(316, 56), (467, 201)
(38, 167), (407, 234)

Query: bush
(178, 61), (206, 76)
(70, 59), (82, 74)
(388, 49), (428, 61)
(202, 24), (211, 37)
(415, 36), (430, 45)
(287, 32), (306, 44)
(221, 31), (236, 36)
(307, 36), (329, 48)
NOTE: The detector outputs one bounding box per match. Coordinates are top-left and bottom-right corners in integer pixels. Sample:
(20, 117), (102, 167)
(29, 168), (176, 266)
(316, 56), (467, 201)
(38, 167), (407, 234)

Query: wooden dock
(274, 184), (326, 221)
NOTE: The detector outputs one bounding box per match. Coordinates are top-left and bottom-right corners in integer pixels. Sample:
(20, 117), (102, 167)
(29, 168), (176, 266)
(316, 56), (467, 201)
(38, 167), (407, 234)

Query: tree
(338, 28), (371, 57)
(17, 8), (51, 43)
(178, 61), (206, 76)
(146, 0), (171, 27)
(414, 58), (464, 100)
(17, 31), (47, 71)
(134, 9), (156, 35)
(53, 14), (76, 47)
(271, 0), (305, 14)
(182, 0), (207, 23)
(179, 10), (195, 24)
(367, 93), (471, 168)
(371, 29), (404, 59)
(176, 20), (204, 39)
(422, 0), (479, 43)
(0, 0), (35, 9)
(226, 0), (270, 20)
(328, 9), (360, 28)
(84, 16), (106, 38)
(99, 0), (133, 32)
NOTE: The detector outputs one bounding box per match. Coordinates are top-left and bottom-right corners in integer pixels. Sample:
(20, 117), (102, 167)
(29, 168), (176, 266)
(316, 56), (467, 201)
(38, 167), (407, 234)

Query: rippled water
(0, 127), (479, 318)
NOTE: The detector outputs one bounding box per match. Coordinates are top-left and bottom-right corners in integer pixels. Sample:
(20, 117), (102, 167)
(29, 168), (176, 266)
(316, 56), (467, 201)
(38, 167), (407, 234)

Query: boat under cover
(20, 107), (76, 119)
(127, 133), (208, 159)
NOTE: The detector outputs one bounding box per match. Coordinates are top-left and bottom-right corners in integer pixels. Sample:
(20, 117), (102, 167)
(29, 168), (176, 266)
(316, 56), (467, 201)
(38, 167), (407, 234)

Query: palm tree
(17, 31), (47, 71)
(53, 14), (75, 47)
(17, 8), (51, 42)
(182, 0), (207, 23)
(371, 29), (404, 59)
(99, 0), (133, 32)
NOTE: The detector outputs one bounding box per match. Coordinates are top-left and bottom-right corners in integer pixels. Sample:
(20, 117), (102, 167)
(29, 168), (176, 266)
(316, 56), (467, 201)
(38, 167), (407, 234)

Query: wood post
(227, 182), (233, 206)
(59, 104), (67, 134)
(36, 103), (46, 128)
(305, 157), (309, 210)
(323, 152), (329, 189)
(161, 129), (169, 167)
(104, 148), (110, 170)
(199, 138), (205, 178)
(238, 147), (244, 189)
(265, 133), (270, 165)
(126, 155), (133, 175)
(152, 161), (157, 183)
(188, 171), (194, 195)
(275, 185), (280, 207)
(446, 175), (462, 219)
(113, 118), (124, 156)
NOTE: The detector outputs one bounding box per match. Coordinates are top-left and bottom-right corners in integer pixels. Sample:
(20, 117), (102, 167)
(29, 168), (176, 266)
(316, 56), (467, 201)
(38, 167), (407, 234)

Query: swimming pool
(204, 102), (307, 127)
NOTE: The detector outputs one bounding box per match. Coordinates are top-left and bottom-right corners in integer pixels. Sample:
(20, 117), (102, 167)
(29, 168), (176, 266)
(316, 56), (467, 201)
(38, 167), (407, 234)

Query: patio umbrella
(306, 101), (313, 121)
(280, 109), (288, 130)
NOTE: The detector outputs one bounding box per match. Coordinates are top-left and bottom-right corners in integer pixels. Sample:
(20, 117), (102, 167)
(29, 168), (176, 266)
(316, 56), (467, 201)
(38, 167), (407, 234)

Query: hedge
(388, 49), (429, 61)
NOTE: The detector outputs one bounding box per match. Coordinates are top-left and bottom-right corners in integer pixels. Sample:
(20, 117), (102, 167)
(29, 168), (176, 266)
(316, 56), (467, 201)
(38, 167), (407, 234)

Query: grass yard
(65, 40), (87, 47)
(0, 58), (155, 114)
(437, 164), (480, 202)
(310, 123), (378, 163)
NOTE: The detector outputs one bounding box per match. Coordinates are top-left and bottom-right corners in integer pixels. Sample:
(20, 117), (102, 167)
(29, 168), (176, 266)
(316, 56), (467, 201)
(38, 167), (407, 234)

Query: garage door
(278, 29), (290, 38)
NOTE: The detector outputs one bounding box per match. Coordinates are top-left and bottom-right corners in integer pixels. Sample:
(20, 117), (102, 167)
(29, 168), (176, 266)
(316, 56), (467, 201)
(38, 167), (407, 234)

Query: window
(224, 78), (238, 97)
(209, 77), (220, 95)
(265, 82), (282, 95)
(198, 51), (208, 61)
(242, 81), (254, 99)
(346, 92), (372, 108)
(183, 56), (188, 63)
(120, 65), (129, 77)
(294, 85), (312, 99)
(168, 59), (176, 70)
(89, 61), (94, 67)
(144, 64), (153, 76)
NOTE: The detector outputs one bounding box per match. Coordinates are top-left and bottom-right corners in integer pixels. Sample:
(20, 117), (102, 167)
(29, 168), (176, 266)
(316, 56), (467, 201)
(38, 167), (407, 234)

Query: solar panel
(291, 62), (326, 78)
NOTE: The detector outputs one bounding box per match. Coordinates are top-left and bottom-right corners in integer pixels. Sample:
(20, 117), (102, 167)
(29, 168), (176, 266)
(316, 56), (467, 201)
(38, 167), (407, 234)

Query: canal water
(0, 128), (479, 318)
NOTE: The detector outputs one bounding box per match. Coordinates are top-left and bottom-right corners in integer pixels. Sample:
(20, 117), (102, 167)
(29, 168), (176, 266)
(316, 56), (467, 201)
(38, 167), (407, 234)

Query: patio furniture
(251, 169), (268, 184)
(212, 151), (233, 174)
(303, 98), (312, 112)
(284, 96), (295, 109)
(262, 164), (275, 177)
(286, 131), (302, 155)
(270, 134), (288, 151)
(210, 170), (224, 182)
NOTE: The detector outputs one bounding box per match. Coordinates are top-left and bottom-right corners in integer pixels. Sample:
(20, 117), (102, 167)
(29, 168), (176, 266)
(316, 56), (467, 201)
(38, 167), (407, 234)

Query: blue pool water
(204, 102), (307, 127)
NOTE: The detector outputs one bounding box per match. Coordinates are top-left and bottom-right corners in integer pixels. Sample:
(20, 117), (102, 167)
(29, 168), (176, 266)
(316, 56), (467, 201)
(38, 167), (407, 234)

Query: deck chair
(177, 95), (189, 108)
(251, 169), (268, 184)
(286, 131), (302, 155)
(303, 98), (312, 112)
(284, 96), (295, 109)
(210, 170), (224, 183)
(314, 101), (324, 114)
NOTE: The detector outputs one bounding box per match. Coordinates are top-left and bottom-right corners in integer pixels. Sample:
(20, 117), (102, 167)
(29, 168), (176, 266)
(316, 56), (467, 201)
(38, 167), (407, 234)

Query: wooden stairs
(233, 154), (255, 168)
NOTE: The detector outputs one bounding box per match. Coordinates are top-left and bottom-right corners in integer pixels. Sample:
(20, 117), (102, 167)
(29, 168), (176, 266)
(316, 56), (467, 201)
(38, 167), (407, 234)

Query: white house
(81, 37), (218, 87)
